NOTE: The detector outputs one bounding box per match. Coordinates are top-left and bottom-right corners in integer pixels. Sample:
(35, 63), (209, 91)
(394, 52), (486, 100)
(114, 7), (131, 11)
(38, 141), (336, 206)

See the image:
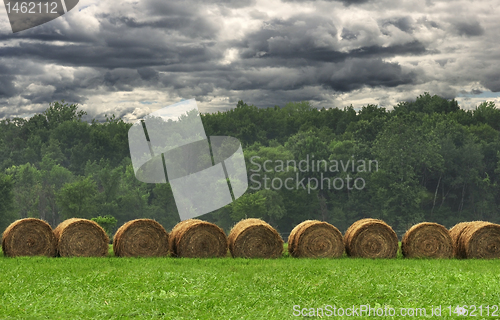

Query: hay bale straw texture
(453, 221), (500, 259)
(113, 219), (169, 257)
(2, 218), (57, 257)
(449, 222), (473, 258)
(54, 218), (109, 257)
(228, 218), (283, 258)
(401, 222), (453, 258)
(169, 219), (227, 258)
(288, 220), (344, 258)
(344, 218), (398, 258)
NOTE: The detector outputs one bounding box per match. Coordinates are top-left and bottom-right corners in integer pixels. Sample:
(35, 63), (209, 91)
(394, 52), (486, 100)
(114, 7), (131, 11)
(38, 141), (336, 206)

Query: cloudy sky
(0, 0), (499, 121)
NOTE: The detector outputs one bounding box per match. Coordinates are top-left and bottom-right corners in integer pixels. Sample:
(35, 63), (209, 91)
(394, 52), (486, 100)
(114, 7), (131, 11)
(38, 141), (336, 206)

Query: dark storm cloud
(15, 67), (152, 107)
(0, 0), (221, 42)
(415, 17), (441, 30)
(0, 0), (223, 69)
(321, 58), (417, 91)
(1, 0), (498, 120)
(0, 40), (222, 69)
(237, 15), (428, 65)
(158, 56), (415, 95)
(15, 68), (95, 106)
(348, 41), (429, 59)
(238, 15), (338, 60)
(482, 74), (500, 92)
(0, 3), (430, 118)
(0, 64), (18, 98)
(137, 67), (160, 82)
(106, 15), (218, 40)
(0, 20), (92, 43)
(0, 60), (45, 99)
(103, 69), (143, 91)
(381, 17), (414, 33)
(21, 90), (87, 105)
(454, 21), (484, 37)
(341, 28), (358, 40)
(0, 75), (17, 98)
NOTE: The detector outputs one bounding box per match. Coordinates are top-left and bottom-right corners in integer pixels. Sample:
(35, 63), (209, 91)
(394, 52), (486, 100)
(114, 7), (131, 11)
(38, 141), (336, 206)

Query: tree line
(1, 93), (500, 237)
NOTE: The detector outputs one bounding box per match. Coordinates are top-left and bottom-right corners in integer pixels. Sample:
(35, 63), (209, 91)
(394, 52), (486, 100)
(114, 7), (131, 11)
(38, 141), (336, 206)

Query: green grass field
(1, 247), (500, 319)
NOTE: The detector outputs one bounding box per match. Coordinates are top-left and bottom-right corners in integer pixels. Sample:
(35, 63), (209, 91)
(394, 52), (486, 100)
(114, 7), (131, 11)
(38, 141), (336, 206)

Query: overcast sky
(0, 0), (499, 121)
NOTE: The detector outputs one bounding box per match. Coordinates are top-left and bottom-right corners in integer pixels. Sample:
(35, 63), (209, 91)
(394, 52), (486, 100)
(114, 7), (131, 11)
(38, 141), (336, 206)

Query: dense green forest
(1, 93), (500, 238)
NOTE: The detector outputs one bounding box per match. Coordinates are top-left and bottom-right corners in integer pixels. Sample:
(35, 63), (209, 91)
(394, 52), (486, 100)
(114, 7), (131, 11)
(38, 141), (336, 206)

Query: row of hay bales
(2, 217), (500, 259)
(2, 218), (109, 258)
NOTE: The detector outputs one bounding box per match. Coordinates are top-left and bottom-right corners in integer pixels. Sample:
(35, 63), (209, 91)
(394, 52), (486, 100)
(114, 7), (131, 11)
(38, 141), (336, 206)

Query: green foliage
(393, 92), (459, 115)
(91, 215), (118, 238)
(0, 173), (17, 231)
(5, 163), (43, 219)
(43, 100), (87, 128)
(231, 192), (266, 221)
(2, 95), (500, 235)
(56, 176), (98, 219)
(148, 182), (179, 231)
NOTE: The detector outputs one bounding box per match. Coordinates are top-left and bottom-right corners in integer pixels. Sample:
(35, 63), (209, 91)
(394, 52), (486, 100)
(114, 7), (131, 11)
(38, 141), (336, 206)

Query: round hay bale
(1, 218), (57, 257)
(456, 221), (500, 259)
(344, 218), (398, 258)
(401, 222), (453, 258)
(228, 218), (283, 258)
(169, 219), (227, 258)
(449, 222), (472, 258)
(54, 218), (109, 257)
(113, 219), (169, 257)
(288, 220), (344, 258)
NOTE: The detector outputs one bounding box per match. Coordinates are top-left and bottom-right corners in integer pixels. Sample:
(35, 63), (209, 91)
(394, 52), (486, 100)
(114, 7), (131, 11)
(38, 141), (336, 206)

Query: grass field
(1, 247), (500, 319)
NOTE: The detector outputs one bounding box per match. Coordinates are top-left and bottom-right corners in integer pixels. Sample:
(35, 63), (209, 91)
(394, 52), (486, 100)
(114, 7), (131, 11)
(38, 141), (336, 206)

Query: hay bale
(344, 218), (398, 258)
(113, 219), (169, 257)
(54, 218), (109, 257)
(228, 218), (283, 258)
(288, 220), (344, 258)
(169, 219), (227, 258)
(449, 222), (472, 258)
(401, 222), (453, 258)
(456, 221), (500, 259)
(1, 218), (57, 257)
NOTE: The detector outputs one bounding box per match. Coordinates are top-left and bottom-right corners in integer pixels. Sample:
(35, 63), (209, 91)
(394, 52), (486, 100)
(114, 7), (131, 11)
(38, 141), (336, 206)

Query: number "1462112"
(5, 2), (58, 14)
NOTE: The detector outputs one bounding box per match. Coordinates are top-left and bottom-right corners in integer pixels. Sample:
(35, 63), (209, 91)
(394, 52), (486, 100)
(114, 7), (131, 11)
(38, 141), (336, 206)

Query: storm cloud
(0, 0), (499, 120)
